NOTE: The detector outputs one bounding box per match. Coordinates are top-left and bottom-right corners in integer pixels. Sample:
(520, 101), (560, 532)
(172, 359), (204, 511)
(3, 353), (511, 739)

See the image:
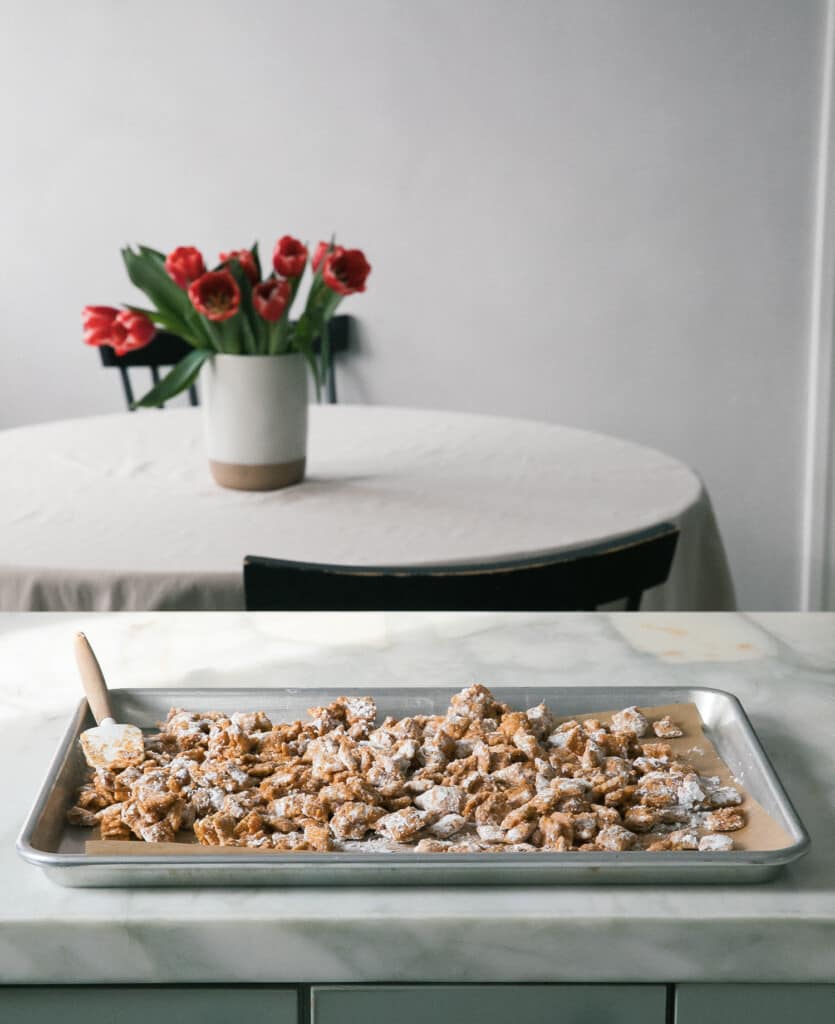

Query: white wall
(0, 0), (828, 609)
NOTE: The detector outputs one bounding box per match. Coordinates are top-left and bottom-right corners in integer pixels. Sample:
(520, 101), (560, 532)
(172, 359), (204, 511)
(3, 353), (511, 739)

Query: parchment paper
(85, 701), (794, 855)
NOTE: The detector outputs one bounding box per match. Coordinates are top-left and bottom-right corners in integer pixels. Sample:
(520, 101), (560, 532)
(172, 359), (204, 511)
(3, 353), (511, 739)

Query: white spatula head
(80, 719), (145, 770)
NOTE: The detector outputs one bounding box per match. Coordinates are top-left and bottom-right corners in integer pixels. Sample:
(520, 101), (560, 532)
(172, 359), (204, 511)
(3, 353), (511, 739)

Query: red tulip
(188, 270), (241, 321)
(253, 277), (291, 322)
(82, 306), (155, 355)
(219, 248), (259, 284)
(110, 310), (156, 356)
(165, 246), (206, 288)
(322, 248), (371, 295)
(272, 236), (308, 278)
(311, 240), (331, 272)
(82, 306), (120, 347)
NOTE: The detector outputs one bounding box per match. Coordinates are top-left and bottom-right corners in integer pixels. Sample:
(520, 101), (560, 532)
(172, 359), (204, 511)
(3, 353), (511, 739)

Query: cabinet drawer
(676, 984), (835, 1023)
(0, 986), (298, 1023)
(312, 984), (666, 1023)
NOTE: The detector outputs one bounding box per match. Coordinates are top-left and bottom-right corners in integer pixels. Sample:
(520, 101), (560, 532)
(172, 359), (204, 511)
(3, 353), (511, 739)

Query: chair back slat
(117, 366), (135, 409)
(243, 523), (679, 611)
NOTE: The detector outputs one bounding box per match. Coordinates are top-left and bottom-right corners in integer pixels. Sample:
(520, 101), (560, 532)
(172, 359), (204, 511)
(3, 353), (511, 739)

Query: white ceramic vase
(201, 352), (308, 491)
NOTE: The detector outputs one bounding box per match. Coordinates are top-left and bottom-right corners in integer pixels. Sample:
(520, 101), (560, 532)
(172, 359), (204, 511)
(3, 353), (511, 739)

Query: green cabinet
(675, 984), (835, 1023)
(5, 980), (833, 1021)
(0, 986), (298, 1023)
(312, 984), (667, 1023)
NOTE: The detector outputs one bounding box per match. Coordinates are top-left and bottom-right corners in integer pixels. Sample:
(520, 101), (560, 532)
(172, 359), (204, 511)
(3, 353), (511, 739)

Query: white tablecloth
(0, 405), (735, 610)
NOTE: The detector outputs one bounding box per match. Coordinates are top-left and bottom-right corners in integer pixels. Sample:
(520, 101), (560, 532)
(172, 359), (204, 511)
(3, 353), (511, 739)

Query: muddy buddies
(67, 685), (743, 853)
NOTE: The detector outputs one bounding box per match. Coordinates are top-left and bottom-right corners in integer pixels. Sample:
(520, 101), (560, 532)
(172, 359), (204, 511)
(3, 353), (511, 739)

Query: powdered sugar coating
(68, 687), (746, 854)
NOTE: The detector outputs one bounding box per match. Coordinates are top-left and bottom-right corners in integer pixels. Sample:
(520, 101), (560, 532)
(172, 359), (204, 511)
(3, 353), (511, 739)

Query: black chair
(243, 523), (679, 612)
(99, 331), (197, 410)
(100, 315), (352, 410)
(316, 314), (351, 404)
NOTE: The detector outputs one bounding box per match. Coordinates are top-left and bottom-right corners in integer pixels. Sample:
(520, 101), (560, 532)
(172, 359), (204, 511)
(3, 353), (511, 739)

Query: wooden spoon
(75, 632), (145, 770)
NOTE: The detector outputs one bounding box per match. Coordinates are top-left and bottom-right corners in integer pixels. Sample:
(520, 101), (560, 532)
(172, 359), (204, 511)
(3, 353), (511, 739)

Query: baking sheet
(17, 686), (810, 886)
(82, 701), (793, 856)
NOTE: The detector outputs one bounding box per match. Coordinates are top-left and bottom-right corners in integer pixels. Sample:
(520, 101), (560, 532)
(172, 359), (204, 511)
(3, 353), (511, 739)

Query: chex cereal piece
(271, 831), (309, 851)
(476, 824), (506, 843)
(374, 807), (434, 843)
(414, 785), (464, 815)
(415, 838), (451, 853)
(610, 707), (650, 738)
(329, 802), (384, 841)
(66, 805), (100, 827)
(302, 820), (332, 852)
(623, 806), (657, 832)
(593, 804), (622, 827)
(427, 813), (466, 839)
(503, 819), (537, 844)
(698, 833), (734, 852)
(636, 772), (680, 807)
(595, 824), (637, 851)
(641, 741), (673, 760)
(703, 808), (746, 832)
(539, 811), (574, 849)
(570, 811), (599, 842)
(547, 722), (585, 753)
(652, 715), (683, 739)
(653, 805), (691, 825)
(525, 703), (555, 739)
(676, 773), (706, 810)
(668, 828), (700, 851)
(271, 793), (327, 823)
(98, 803), (131, 839)
(135, 820), (176, 844)
(193, 812), (236, 845)
(707, 786), (743, 807)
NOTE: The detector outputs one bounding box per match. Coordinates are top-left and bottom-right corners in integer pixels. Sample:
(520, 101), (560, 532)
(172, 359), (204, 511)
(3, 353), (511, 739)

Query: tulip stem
(319, 325), (331, 400)
(203, 321), (223, 353)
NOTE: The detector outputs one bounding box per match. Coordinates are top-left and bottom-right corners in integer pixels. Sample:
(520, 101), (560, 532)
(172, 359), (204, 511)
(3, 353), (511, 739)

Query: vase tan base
(209, 457), (306, 492)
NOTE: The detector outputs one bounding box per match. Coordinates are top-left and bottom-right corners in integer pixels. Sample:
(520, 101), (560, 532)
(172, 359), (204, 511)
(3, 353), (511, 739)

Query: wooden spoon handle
(74, 632), (113, 725)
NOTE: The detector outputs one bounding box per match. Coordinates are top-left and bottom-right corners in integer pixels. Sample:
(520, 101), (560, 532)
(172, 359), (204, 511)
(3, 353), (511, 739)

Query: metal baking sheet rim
(16, 685), (811, 887)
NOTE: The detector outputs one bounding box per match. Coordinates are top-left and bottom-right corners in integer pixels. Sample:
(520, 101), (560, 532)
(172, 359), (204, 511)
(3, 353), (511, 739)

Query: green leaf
(291, 314), (321, 399)
(319, 322), (331, 403)
(285, 270), (303, 320)
(184, 305), (220, 351)
(250, 241), (262, 282)
(321, 288), (342, 322)
(121, 246), (195, 335)
(212, 314), (240, 354)
(267, 319), (280, 356)
(225, 259), (262, 354)
(132, 349), (213, 409)
(137, 244), (167, 261)
(240, 312), (259, 355)
(276, 317), (290, 354)
(297, 290), (338, 402)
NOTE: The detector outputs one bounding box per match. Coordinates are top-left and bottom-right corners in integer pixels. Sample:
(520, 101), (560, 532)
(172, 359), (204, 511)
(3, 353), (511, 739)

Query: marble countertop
(0, 611), (833, 984)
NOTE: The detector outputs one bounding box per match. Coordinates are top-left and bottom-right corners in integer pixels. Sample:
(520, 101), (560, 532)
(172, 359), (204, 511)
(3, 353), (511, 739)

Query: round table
(0, 406), (735, 611)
